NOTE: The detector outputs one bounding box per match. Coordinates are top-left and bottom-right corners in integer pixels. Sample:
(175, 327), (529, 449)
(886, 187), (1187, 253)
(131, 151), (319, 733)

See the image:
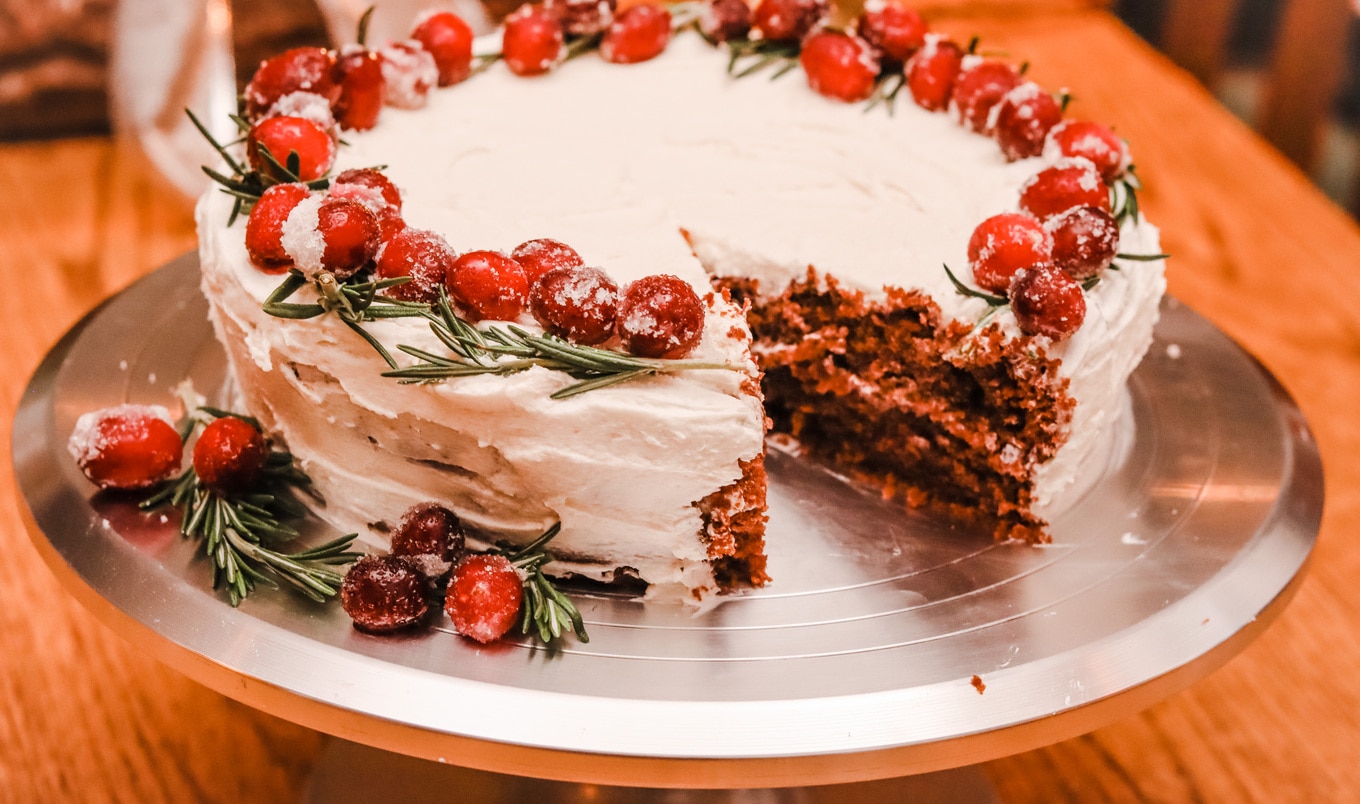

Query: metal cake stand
(14, 254), (1323, 796)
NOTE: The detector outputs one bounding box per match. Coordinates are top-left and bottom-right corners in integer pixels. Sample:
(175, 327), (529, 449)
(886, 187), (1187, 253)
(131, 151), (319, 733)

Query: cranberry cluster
(340, 501), (527, 643)
(502, 0), (674, 76)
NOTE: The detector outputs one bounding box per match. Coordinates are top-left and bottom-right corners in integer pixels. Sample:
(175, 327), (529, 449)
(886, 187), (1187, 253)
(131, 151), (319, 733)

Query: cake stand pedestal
(14, 255), (1322, 796)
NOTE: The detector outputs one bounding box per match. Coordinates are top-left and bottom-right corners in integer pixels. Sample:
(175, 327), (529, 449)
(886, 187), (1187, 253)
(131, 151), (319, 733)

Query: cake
(196, 2), (1166, 601)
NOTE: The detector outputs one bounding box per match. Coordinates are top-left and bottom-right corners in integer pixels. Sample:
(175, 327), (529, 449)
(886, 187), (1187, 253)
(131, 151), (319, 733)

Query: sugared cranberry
(68, 405), (183, 491)
(856, 0), (927, 68)
(503, 5), (566, 77)
(315, 197), (380, 279)
(994, 82), (1064, 162)
(600, 4), (672, 65)
(446, 554), (524, 644)
(1019, 158), (1111, 220)
(800, 31), (880, 104)
(265, 91), (336, 129)
(951, 59), (1020, 133)
(1046, 205), (1120, 280)
(246, 115), (335, 182)
(192, 416), (268, 495)
(376, 228), (457, 303)
(1009, 263), (1086, 339)
(543, 0), (618, 36)
(243, 47), (339, 121)
(905, 34), (963, 112)
(511, 238), (585, 284)
(447, 250), (530, 321)
(411, 11), (475, 86)
(530, 265), (621, 345)
(341, 555), (429, 633)
(379, 41), (438, 108)
(751, 0), (828, 42)
(699, 0), (752, 43)
(333, 167), (402, 211)
(332, 47), (386, 131)
(245, 183), (311, 272)
(616, 274), (705, 359)
(390, 502), (466, 562)
(967, 213), (1052, 294)
(1045, 119), (1130, 182)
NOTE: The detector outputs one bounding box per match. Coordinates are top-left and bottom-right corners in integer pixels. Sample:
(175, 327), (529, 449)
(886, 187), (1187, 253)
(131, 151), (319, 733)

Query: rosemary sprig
(1115, 251), (1169, 262)
(864, 71), (907, 116)
(496, 524), (589, 644)
(1110, 166), (1142, 226)
(261, 270), (429, 368)
(139, 408), (363, 606)
(385, 289), (738, 399)
(725, 37), (802, 80)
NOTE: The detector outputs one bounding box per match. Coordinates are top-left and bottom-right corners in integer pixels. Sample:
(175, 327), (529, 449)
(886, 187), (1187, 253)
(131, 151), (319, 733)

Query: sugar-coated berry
(333, 167), (402, 211)
(968, 213), (1052, 294)
(800, 31), (880, 104)
(543, 0), (618, 36)
(1045, 119), (1130, 182)
(447, 250), (530, 321)
(376, 228), (458, 303)
(993, 82), (1064, 162)
(503, 5), (566, 77)
(379, 41), (438, 108)
(390, 502), (466, 562)
(751, 0), (828, 42)
(511, 238), (585, 284)
(446, 554), (524, 644)
(192, 416), (268, 495)
(341, 555), (429, 633)
(600, 4), (672, 65)
(1019, 158), (1111, 220)
(617, 274), (706, 359)
(331, 47), (386, 131)
(316, 197), (380, 279)
(951, 59), (1020, 133)
(856, 0), (928, 67)
(68, 405), (183, 491)
(244, 47), (339, 121)
(1010, 263), (1086, 339)
(1046, 205), (1120, 280)
(411, 11), (475, 86)
(530, 265), (621, 345)
(245, 183), (311, 272)
(246, 115), (335, 182)
(699, 0), (752, 43)
(905, 34), (963, 112)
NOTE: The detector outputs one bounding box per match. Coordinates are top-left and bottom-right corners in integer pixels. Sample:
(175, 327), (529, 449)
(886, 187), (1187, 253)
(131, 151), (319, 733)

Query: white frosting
(198, 31), (1164, 596)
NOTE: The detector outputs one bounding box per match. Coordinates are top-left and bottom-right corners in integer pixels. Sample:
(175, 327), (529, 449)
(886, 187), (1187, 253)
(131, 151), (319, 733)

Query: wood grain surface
(3, 9), (1359, 802)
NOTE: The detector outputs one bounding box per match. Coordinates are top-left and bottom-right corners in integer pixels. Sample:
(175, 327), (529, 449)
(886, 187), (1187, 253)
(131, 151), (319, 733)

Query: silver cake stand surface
(14, 254), (1322, 797)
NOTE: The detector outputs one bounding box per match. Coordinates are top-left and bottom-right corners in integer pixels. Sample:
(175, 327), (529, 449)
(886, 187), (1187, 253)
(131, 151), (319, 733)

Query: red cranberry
(1045, 120), (1130, 182)
(69, 405), (183, 491)
(511, 238), (585, 284)
(316, 197), (380, 280)
(1019, 158), (1111, 220)
(503, 5), (566, 77)
(905, 34), (963, 112)
(530, 265), (621, 345)
(341, 555), (429, 633)
(192, 416), (268, 495)
(616, 274), (706, 359)
(967, 213), (1052, 294)
(333, 167), (402, 211)
(447, 250), (530, 321)
(600, 4), (672, 65)
(331, 47), (386, 131)
(951, 59), (1020, 133)
(379, 41), (437, 108)
(800, 31), (880, 104)
(1046, 205), (1120, 280)
(245, 183), (311, 272)
(543, 0), (618, 36)
(751, 0), (828, 42)
(446, 554), (524, 644)
(246, 115), (335, 182)
(243, 47), (339, 121)
(856, 0), (927, 67)
(1009, 263), (1086, 339)
(994, 82), (1064, 162)
(699, 0), (752, 43)
(376, 228), (457, 303)
(390, 502), (466, 562)
(411, 11), (475, 86)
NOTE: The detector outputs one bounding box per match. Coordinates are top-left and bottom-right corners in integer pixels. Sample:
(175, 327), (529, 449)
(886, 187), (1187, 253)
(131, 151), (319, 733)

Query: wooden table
(4, 9), (1358, 801)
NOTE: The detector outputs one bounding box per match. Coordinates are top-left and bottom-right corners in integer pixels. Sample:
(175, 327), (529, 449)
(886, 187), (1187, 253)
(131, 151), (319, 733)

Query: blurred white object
(314, 0), (493, 45)
(109, 0), (237, 200)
